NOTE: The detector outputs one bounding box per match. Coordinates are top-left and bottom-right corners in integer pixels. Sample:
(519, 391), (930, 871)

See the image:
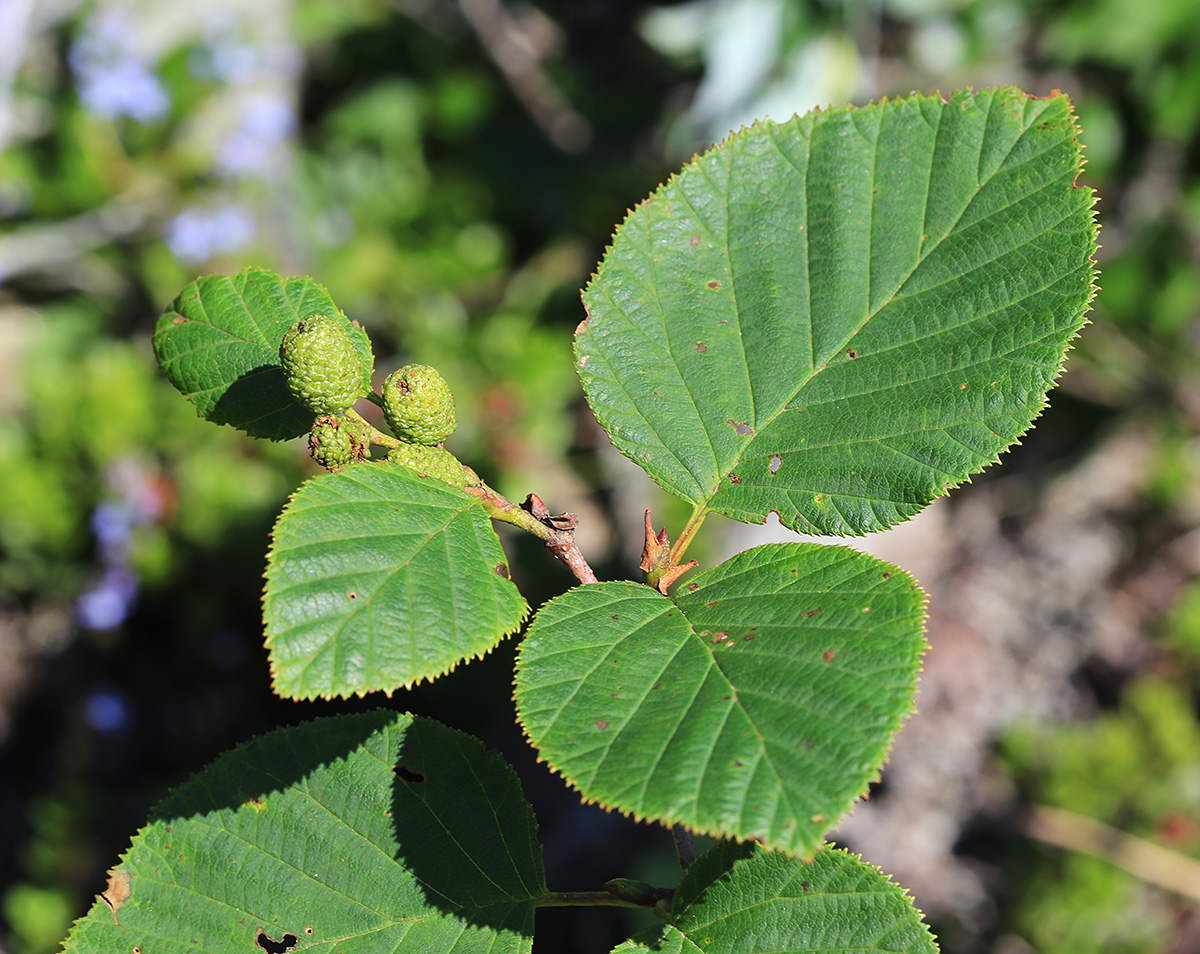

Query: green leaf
(264, 463), (528, 699)
(514, 543), (925, 857)
(612, 841), (937, 954)
(154, 267), (374, 440)
(577, 87), (1097, 535)
(63, 712), (545, 954)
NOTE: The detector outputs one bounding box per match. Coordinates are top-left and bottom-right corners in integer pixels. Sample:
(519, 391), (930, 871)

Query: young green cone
(388, 443), (478, 488)
(308, 414), (371, 471)
(381, 364), (456, 446)
(280, 314), (369, 414)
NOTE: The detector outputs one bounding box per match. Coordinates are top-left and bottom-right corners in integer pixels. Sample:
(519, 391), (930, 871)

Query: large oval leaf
(577, 87), (1097, 535)
(154, 267), (374, 440)
(265, 463), (528, 699)
(514, 543), (925, 857)
(612, 841), (937, 954)
(63, 712), (545, 954)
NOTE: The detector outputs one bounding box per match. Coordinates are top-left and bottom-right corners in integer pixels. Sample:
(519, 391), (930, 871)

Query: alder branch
(466, 485), (598, 584)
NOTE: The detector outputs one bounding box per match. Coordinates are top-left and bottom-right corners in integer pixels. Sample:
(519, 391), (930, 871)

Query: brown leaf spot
(729, 473), (742, 484)
(696, 341), (707, 353)
(705, 600), (720, 607)
(960, 382), (968, 389)
(823, 649), (837, 662)
(805, 739), (814, 748)
(256, 930), (299, 953)
(882, 571), (891, 579)
(744, 633), (755, 641)
(245, 797), (266, 812)
(769, 455), (782, 474)
(706, 279), (721, 290)
(99, 868), (131, 923)
(690, 236), (701, 246)
(801, 881), (810, 891)
(862, 606), (872, 613)
(806, 608), (821, 618)
(814, 494), (823, 503)
(734, 760), (744, 767)
(596, 721), (609, 730)
(687, 582), (698, 591)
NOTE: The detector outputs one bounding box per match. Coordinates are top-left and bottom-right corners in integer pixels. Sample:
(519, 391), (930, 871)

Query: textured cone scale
(388, 443), (476, 487)
(280, 314), (367, 414)
(308, 415), (371, 471)
(382, 364), (456, 446)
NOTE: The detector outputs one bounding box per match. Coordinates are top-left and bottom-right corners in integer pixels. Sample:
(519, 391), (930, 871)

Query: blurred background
(1, 0), (1199, 951)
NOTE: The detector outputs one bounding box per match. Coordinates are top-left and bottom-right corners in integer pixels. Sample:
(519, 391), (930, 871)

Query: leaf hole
(846, 349), (857, 359)
(769, 455), (782, 474)
(394, 765), (425, 783)
(255, 930), (298, 953)
(494, 563), (510, 579)
(727, 420), (754, 436)
(729, 474), (742, 484)
(347, 591), (358, 601)
(305, 928), (314, 936)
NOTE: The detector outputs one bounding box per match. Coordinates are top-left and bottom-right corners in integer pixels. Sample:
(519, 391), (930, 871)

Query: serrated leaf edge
(512, 543), (929, 859)
(261, 465), (530, 701)
(575, 85), (1099, 536)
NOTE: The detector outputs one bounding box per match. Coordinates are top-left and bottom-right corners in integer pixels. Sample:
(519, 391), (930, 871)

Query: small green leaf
(578, 87), (1097, 535)
(265, 464), (528, 699)
(515, 543), (925, 857)
(154, 267), (374, 440)
(63, 712), (545, 954)
(612, 841), (937, 954)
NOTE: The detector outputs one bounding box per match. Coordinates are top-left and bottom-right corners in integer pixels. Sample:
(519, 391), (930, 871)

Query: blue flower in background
(84, 685), (133, 733)
(216, 90), (297, 179)
(69, 8), (170, 122)
(163, 202), (256, 264)
(76, 566), (138, 630)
